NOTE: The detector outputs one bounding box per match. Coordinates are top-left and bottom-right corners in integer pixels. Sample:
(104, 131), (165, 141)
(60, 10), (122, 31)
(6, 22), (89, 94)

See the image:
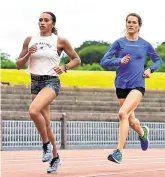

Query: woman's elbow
(157, 58), (163, 67)
(16, 65), (21, 70)
(16, 61), (23, 70)
(78, 57), (81, 65)
(75, 57), (81, 66)
(100, 59), (106, 68)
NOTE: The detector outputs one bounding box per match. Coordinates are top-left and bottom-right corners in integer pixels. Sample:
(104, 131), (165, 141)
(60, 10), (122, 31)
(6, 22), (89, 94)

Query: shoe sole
(108, 154), (121, 164)
(47, 171), (56, 174)
(59, 159), (62, 166)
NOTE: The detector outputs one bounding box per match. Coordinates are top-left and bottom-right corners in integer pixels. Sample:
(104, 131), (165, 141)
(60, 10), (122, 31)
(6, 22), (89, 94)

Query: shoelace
(114, 149), (122, 157)
(114, 149), (120, 153)
(50, 158), (59, 167)
(139, 136), (145, 144)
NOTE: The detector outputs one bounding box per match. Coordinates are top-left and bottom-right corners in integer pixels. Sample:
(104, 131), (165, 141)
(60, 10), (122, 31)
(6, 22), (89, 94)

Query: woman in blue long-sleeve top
(100, 13), (162, 164)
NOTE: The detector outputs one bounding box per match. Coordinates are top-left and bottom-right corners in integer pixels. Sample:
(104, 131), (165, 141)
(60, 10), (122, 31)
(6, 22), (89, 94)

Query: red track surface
(1, 149), (165, 177)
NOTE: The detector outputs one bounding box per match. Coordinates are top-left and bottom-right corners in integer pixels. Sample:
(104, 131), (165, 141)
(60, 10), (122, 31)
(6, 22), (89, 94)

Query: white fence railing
(2, 120), (165, 150)
(2, 121), (61, 149)
(67, 121), (165, 148)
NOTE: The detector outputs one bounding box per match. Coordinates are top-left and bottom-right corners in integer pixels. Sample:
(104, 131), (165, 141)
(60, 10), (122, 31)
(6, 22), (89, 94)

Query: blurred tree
(0, 52), (16, 69)
(61, 40), (110, 65)
(145, 43), (165, 72)
(0, 52), (10, 60)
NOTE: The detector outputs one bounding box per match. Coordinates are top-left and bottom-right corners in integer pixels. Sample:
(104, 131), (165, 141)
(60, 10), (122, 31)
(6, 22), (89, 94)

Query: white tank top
(26, 33), (60, 76)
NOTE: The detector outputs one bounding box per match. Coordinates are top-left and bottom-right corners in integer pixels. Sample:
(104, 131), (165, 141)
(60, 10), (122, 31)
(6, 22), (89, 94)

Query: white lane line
(2, 157), (165, 163)
(2, 153), (165, 160)
(2, 152), (165, 160)
(80, 168), (165, 177)
(2, 161), (165, 173)
(2, 157), (165, 167)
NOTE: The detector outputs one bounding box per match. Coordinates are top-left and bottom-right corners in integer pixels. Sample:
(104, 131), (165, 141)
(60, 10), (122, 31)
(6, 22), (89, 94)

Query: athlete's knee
(29, 106), (40, 119)
(118, 109), (128, 120)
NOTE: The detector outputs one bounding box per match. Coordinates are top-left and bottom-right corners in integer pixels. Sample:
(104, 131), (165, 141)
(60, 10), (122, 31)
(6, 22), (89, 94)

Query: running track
(1, 149), (165, 177)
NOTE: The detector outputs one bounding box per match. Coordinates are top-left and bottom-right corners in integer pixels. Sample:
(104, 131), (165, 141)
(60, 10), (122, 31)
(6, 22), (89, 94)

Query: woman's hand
(121, 54), (131, 64)
(143, 68), (151, 78)
(54, 65), (65, 75)
(28, 45), (38, 55)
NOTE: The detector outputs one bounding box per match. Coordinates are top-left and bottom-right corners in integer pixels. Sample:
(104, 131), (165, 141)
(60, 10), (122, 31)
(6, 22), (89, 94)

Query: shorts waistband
(31, 75), (57, 81)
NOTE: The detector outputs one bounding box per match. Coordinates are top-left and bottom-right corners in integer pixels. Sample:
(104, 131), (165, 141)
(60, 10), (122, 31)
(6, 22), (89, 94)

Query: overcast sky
(0, 0), (165, 60)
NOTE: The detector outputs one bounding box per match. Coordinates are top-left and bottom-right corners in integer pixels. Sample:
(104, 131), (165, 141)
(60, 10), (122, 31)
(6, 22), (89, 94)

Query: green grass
(1, 69), (165, 89)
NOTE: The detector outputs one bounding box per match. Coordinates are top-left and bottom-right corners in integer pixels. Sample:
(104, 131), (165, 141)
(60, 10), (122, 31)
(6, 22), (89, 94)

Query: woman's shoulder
(23, 36), (32, 45)
(113, 37), (125, 42)
(138, 37), (150, 44)
(111, 37), (126, 48)
(57, 36), (67, 42)
(138, 37), (154, 49)
(26, 36), (32, 41)
(112, 37), (126, 45)
(57, 36), (71, 47)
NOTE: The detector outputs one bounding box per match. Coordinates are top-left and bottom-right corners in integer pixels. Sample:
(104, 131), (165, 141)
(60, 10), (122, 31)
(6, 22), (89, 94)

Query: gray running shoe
(47, 154), (62, 174)
(42, 142), (52, 162)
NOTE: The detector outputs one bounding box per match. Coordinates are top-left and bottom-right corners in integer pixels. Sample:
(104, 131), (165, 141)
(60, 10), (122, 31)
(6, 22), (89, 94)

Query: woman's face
(39, 13), (54, 33)
(126, 16), (140, 34)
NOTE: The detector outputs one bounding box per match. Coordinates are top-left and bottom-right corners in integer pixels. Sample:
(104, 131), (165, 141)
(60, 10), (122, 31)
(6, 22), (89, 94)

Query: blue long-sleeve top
(100, 37), (163, 89)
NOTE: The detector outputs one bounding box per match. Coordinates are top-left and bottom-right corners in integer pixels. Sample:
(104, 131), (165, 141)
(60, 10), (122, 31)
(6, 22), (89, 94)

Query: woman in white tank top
(16, 11), (81, 174)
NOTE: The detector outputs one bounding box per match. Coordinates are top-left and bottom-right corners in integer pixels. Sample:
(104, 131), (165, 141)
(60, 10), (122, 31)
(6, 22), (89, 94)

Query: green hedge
(1, 59), (164, 72)
(72, 63), (104, 71)
(0, 60), (27, 69)
(1, 60), (17, 69)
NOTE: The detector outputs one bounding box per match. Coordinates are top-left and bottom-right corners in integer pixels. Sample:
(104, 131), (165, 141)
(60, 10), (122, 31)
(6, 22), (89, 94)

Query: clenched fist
(54, 65), (65, 75)
(143, 68), (151, 78)
(121, 54), (131, 64)
(28, 45), (38, 55)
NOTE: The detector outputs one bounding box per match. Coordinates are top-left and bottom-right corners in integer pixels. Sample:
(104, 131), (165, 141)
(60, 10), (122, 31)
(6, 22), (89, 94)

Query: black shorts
(116, 87), (145, 99)
(31, 75), (61, 96)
